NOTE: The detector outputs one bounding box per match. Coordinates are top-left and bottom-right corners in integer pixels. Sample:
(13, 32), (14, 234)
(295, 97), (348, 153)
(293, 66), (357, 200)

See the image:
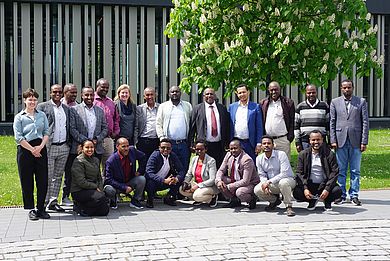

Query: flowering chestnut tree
(165, 0), (383, 95)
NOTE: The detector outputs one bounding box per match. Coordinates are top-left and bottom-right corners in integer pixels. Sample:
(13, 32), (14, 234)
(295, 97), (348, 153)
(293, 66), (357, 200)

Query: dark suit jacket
(69, 102), (108, 154)
(229, 101), (263, 148)
(188, 102), (230, 148)
(260, 96), (295, 142)
(330, 95), (369, 148)
(37, 100), (71, 145)
(104, 147), (146, 192)
(145, 150), (185, 184)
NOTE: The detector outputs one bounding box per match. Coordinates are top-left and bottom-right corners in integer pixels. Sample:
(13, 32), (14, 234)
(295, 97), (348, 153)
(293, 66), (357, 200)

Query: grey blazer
(69, 102), (108, 154)
(184, 154), (218, 193)
(134, 102), (160, 145)
(37, 100), (71, 145)
(330, 95), (369, 148)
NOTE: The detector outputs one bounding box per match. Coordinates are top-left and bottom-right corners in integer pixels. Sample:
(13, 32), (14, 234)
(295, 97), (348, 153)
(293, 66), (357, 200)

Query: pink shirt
(94, 93), (120, 137)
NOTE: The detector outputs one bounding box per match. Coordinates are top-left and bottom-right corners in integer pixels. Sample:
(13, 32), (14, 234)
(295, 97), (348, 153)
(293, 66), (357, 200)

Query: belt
(270, 134), (287, 139)
(52, 141), (67, 146)
(139, 137), (159, 141)
(171, 139), (187, 144)
(234, 137), (249, 142)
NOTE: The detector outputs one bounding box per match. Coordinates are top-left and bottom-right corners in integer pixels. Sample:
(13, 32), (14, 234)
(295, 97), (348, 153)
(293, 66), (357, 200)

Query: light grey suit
(70, 103), (108, 155)
(330, 95), (369, 148)
(184, 154), (219, 193)
(134, 102), (160, 145)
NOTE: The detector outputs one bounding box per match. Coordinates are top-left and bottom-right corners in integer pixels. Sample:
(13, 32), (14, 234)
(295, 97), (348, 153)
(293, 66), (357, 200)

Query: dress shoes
(48, 203), (65, 212)
(224, 197), (241, 208)
(73, 204), (88, 217)
(146, 198), (154, 208)
(36, 210), (51, 219)
(28, 210), (39, 221)
(163, 195), (177, 206)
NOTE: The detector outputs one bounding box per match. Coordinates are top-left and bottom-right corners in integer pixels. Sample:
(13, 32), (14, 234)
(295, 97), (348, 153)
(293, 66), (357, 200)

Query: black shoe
(146, 198), (154, 208)
(193, 201), (202, 206)
(334, 197), (345, 205)
(163, 195), (177, 206)
(224, 197), (241, 208)
(209, 194), (218, 208)
(307, 198), (319, 211)
(324, 201), (332, 211)
(249, 196), (257, 210)
(36, 210), (51, 219)
(28, 210), (39, 221)
(110, 198), (118, 209)
(72, 204), (88, 217)
(351, 197), (362, 206)
(48, 203), (65, 212)
(265, 197), (282, 211)
(129, 198), (144, 209)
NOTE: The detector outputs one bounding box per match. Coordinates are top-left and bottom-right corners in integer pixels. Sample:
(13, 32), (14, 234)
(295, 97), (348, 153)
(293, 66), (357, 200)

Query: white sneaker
(61, 197), (73, 206)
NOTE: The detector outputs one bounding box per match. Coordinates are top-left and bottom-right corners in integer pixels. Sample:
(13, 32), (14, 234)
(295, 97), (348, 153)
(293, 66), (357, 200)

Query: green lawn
(0, 129), (389, 207)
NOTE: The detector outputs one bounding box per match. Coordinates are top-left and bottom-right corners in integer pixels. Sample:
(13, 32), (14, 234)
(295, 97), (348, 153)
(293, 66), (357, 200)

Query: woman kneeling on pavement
(71, 139), (109, 216)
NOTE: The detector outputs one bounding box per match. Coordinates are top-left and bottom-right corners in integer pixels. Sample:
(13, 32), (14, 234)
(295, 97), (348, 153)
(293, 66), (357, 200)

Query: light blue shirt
(256, 149), (293, 184)
(13, 109), (49, 144)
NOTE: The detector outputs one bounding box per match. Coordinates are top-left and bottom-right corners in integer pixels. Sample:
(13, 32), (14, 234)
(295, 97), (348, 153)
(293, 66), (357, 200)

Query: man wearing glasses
(145, 139), (185, 208)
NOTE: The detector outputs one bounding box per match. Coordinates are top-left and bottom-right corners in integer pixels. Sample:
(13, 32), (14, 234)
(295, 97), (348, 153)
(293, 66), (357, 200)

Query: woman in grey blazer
(180, 140), (219, 207)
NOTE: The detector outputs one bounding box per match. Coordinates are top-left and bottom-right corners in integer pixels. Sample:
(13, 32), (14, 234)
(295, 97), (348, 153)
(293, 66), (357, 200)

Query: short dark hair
(261, 135), (274, 144)
(160, 138), (172, 145)
(229, 139), (242, 148)
(309, 130), (323, 137)
(82, 86), (94, 93)
(341, 79), (354, 87)
(236, 83), (249, 91)
(195, 139), (208, 149)
(22, 88), (39, 99)
(78, 139), (95, 154)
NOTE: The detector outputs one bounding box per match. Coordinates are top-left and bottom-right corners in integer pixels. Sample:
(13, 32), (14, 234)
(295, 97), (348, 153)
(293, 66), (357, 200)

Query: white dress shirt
(234, 102), (249, 139)
(205, 102), (221, 142)
(51, 100), (67, 143)
(265, 99), (287, 136)
(83, 103), (96, 139)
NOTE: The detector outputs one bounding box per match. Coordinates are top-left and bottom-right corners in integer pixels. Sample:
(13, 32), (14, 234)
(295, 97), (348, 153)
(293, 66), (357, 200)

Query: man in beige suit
(215, 139), (259, 209)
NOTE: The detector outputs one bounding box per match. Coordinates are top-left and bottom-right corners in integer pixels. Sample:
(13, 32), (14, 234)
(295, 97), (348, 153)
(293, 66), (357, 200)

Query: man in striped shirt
(294, 84), (329, 152)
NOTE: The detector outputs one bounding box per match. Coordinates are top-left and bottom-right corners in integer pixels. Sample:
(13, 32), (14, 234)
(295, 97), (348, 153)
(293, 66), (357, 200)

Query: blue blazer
(104, 147), (146, 192)
(229, 101), (264, 148)
(145, 150), (185, 184)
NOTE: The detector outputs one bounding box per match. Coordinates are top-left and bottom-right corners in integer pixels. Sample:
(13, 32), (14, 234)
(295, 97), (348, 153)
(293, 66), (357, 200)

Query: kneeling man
(104, 137), (146, 209)
(254, 135), (296, 216)
(293, 130), (342, 211)
(215, 139), (259, 209)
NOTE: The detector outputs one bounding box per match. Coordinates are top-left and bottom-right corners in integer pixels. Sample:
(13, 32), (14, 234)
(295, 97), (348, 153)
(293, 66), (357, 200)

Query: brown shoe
(286, 206), (295, 217)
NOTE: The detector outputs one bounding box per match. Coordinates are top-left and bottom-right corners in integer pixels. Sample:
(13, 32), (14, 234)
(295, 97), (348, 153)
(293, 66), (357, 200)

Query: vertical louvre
(379, 14), (385, 117)
(13, 2), (19, 113)
(84, 5), (89, 87)
(33, 4), (43, 98)
(140, 7), (145, 92)
(121, 6), (126, 84)
(91, 5), (96, 87)
(0, 2), (5, 120)
(73, 5), (82, 89)
(57, 4), (63, 85)
(128, 7), (137, 100)
(21, 3), (31, 94)
(161, 8), (167, 100)
(103, 5), (112, 90)
(45, 4), (51, 100)
(114, 5), (120, 88)
(64, 5), (70, 83)
(146, 8), (155, 88)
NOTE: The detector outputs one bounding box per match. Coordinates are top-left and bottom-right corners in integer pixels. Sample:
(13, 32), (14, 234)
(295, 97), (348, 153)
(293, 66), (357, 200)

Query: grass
(0, 129), (389, 207)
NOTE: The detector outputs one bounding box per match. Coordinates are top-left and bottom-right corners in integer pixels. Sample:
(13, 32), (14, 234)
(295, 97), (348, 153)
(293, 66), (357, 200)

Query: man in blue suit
(229, 84), (263, 161)
(330, 79), (369, 206)
(104, 137), (147, 209)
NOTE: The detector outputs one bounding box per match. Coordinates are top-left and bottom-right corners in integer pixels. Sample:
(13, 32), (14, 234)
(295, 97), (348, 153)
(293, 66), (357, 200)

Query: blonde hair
(114, 84), (134, 104)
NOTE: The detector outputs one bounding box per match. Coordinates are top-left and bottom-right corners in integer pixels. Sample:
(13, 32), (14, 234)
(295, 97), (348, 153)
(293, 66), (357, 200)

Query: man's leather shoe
(73, 204), (88, 217)
(224, 197), (241, 208)
(163, 195), (177, 206)
(48, 203), (65, 212)
(36, 210), (51, 219)
(146, 199), (154, 208)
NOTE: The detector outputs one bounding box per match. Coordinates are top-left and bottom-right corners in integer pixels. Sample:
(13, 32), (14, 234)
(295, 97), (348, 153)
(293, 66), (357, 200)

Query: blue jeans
(171, 141), (190, 171)
(336, 139), (362, 199)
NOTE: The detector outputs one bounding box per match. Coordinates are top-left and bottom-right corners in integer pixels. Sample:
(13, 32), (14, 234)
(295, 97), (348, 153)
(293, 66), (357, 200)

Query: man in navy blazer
(145, 139), (185, 208)
(229, 84), (263, 161)
(330, 79), (369, 206)
(104, 137), (146, 209)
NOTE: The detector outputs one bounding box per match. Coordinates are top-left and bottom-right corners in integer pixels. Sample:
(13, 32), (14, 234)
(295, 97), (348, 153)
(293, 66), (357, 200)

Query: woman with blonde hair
(114, 84), (137, 145)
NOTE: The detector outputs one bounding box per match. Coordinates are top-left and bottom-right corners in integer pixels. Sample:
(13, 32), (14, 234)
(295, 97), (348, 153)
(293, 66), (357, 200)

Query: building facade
(0, 0), (389, 127)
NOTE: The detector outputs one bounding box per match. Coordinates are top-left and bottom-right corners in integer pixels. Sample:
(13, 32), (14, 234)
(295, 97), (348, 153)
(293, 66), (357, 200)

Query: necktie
(210, 106), (218, 137)
(230, 159), (236, 182)
(345, 99), (350, 114)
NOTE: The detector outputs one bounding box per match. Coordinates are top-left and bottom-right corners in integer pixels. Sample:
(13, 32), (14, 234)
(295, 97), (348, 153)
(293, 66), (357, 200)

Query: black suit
(188, 102), (230, 168)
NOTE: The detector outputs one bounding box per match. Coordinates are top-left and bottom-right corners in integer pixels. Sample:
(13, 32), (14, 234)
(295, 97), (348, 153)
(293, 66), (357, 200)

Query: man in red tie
(215, 140), (260, 209)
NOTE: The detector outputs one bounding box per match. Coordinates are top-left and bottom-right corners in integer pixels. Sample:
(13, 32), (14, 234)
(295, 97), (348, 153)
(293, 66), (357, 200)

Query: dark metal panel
(12, 0), (174, 7)
(367, 0), (390, 14)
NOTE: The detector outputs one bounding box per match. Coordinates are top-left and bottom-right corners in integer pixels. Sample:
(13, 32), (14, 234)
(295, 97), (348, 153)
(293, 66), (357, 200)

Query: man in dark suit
(104, 137), (146, 209)
(330, 79), (369, 206)
(229, 84), (263, 161)
(188, 88), (230, 168)
(145, 139), (185, 208)
(70, 86), (108, 161)
(37, 84), (71, 212)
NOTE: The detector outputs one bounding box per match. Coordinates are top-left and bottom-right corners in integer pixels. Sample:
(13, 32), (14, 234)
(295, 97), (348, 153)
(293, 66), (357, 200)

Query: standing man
(215, 139), (259, 209)
(189, 88), (230, 168)
(293, 130), (342, 211)
(254, 135), (296, 216)
(295, 84), (329, 152)
(70, 86), (108, 160)
(94, 78), (120, 176)
(104, 137), (147, 209)
(37, 84), (70, 212)
(156, 86), (192, 171)
(61, 83), (78, 206)
(259, 81), (295, 159)
(330, 79), (369, 206)
(134, 87), (160, 160)
(229, 84), (263, 161)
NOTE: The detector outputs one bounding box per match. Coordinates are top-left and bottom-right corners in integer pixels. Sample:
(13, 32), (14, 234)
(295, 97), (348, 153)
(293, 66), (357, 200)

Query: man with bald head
(104, 137), (147, 209)
(189, 87), (230, 168)
(156, 86), (192, 170)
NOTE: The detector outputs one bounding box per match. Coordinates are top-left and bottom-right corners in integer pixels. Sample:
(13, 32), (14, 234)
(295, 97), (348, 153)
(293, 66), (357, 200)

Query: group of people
(13, 78), (369, 220)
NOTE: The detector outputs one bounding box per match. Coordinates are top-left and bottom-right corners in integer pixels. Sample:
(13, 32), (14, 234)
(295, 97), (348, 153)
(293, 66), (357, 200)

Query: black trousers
(206, 141), (226, 169)
(136, 137), (160, 160)
(17, 139), (48, 212)
(72, 189), (109, 216)
(63, 153), (78, 199)
(293, 182), (342, 204)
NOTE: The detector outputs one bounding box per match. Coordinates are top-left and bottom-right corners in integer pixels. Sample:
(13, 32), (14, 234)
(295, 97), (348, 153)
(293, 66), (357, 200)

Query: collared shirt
(310, 152), (325, 184)
(51, 100), (67, 143)
(141, 104), (158, 138)
(167, 102), (187, 140)
(265, 99), (288, 136)
(205, 102), (221, 142)
(307, 99), (319, 108)
(256, 149), (293, 184)
(82, 102), (97, 139)
(344, 97), (351, 114)
(61, 97), (78, 107)
(118, 151), (132, 183)
(13, 109), (49, 144)
(94, 93), (119, 137)
(231, 157), (240, 181)
(234, 102), (249, 139)
(156, 154), (170, 179)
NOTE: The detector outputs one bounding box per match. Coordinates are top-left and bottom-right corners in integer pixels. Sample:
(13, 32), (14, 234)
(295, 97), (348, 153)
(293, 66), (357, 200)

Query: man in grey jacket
(330, 79), (369, 206)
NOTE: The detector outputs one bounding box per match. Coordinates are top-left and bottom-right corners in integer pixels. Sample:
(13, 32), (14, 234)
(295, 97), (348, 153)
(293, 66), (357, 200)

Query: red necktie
(230, 159), (236, 182)
(210, 106), (218, 137)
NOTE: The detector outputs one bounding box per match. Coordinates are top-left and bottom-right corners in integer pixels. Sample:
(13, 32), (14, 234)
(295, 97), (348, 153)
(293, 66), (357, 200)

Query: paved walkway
(0, 190), (389, 260)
